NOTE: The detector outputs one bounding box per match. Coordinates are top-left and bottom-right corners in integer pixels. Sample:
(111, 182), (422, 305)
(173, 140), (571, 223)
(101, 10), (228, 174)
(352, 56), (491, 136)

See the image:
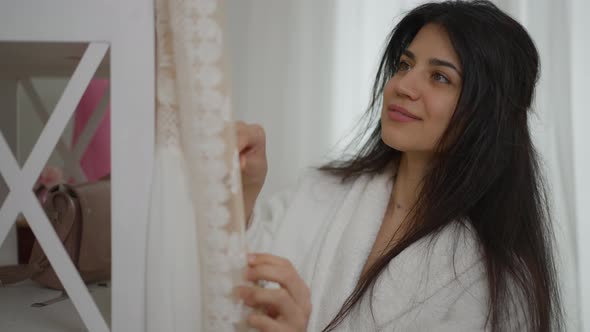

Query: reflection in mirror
(0, 42), (111, 331)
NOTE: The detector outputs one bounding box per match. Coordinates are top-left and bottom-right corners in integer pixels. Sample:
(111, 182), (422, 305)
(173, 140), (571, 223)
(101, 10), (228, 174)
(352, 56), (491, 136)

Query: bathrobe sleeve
(244, 169), (343, 254)
(245, 186), (295, 253)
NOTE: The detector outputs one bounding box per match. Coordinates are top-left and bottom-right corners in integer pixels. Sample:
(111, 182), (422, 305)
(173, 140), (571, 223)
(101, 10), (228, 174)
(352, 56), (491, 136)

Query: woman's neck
(392, 151), (430, 210)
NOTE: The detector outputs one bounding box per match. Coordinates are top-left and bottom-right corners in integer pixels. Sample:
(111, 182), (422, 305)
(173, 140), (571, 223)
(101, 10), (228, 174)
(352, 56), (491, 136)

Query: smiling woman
(237, 1), (563, 332)
(381, 23), (462, 153)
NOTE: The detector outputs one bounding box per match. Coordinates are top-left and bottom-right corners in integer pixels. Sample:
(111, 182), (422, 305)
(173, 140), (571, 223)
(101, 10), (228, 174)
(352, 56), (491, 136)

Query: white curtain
(570, 0), (590, 330)
(226, 0), (336, 200)
(226, 0), (585, 330)
(146, 0), (249, 331)
(495, 1), (584, 331)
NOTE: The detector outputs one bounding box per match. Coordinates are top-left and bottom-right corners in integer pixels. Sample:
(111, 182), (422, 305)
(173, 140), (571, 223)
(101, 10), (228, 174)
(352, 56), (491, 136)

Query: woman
(235, 1), (563, 331)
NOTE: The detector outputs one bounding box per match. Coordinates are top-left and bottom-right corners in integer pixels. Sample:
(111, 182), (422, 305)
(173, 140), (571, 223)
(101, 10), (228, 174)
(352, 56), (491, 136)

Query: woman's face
(381, 23), (463, 154)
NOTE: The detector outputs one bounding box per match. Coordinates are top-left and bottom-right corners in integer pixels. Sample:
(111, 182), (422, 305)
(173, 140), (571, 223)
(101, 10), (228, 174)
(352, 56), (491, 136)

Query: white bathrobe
(246, 169), (491, 331)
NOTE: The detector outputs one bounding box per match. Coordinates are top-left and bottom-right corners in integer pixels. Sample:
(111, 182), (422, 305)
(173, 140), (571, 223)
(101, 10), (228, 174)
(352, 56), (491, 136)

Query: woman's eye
(398, 61), (411, 72)
(433, 72), (450, 84)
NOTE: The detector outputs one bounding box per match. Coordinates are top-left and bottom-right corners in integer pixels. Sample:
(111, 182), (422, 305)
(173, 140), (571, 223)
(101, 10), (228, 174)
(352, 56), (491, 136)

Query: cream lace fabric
(147, 0), (249, 330)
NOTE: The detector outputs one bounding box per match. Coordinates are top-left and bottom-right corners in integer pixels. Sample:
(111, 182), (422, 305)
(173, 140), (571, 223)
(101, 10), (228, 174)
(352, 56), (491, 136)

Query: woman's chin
(381, 133), (410, 152)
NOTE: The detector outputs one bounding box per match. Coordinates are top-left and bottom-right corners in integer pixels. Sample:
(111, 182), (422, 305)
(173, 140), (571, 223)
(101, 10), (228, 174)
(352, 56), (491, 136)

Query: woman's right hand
(236, 253), (312, 332)
(236, 121), (268, 224)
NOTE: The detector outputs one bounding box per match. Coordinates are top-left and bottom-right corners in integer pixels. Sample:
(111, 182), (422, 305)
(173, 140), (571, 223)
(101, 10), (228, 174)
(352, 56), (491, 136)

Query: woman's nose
(393, 71), (421, 101)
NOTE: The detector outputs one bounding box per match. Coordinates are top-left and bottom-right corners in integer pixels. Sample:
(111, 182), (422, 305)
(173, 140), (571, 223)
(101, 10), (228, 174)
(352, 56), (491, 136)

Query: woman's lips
(386, 104), (422, 122)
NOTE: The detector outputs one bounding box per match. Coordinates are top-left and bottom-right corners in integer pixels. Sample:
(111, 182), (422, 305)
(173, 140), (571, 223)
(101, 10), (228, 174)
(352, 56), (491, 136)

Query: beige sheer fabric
(147, 0), (249, 330)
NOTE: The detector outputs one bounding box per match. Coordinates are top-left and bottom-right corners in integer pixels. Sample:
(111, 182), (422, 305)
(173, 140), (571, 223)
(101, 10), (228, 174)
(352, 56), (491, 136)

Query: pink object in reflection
(36, 166), (64, 189)
(72, 79), (111, 182)
(34, 166), (69, 202)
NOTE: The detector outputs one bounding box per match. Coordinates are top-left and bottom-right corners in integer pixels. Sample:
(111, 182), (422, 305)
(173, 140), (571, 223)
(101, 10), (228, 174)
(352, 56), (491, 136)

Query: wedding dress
(146, 1), (249, 331)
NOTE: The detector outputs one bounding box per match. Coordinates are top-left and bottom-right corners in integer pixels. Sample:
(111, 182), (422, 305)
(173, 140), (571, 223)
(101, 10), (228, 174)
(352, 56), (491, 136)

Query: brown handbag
(0, 180), (111, 290)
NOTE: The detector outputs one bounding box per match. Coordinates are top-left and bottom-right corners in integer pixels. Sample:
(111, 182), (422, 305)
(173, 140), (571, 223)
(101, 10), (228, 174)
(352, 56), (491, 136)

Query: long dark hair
(320, 1), (562, 331)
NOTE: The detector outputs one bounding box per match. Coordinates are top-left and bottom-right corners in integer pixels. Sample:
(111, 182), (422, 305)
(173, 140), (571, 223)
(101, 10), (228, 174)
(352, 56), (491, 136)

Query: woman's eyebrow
(402, 49), (462, 75)
(429, 58), (462, 75)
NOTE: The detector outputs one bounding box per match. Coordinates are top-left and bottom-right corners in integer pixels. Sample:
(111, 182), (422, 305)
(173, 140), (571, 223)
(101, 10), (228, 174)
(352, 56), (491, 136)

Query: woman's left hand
(236, 253), (312, 332)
